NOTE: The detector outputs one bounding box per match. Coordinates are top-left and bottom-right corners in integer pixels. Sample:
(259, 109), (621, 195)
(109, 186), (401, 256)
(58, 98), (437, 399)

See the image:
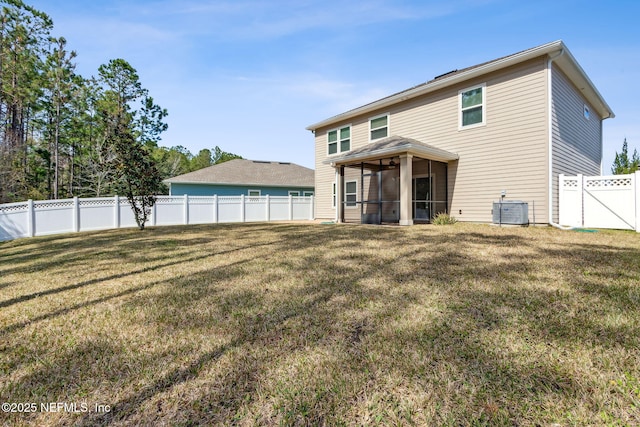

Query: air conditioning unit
(492, 201), (529, 225)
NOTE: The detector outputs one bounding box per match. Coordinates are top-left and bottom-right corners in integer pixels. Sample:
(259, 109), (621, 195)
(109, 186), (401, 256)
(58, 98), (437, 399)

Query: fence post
(213, 195), (218, 223)
(151, 199), (157, 227)
(289, 194), (293, 220)
(114, 195), (121, 229)
(266, 194), (270, 222)
(309, 195), (314, 220)
(184, 194), (189, 225)
(73, 196), (80, 232)
(558, 174), (564, 225)
(635, 171), (640, 232)
(240, 194), (245, 222)
(27, 199), (35, 237)
(577, 174), (584, 227)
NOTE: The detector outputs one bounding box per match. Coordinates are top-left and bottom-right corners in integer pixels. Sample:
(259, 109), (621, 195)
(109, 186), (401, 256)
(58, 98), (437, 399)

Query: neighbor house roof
(306, 40), (614, 131)
(323, 135), (459, 165)
(164, 159), (315, 188)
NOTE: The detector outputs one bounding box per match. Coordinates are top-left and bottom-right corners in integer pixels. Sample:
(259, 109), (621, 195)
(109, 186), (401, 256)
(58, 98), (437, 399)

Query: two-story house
(306, 40), (614, 225)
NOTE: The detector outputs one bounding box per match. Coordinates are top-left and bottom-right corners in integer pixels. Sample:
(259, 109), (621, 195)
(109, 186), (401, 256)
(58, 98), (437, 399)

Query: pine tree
(110, 114), (162, 230)
(97, 58), (164, 229)
(611, 138), (639, 174)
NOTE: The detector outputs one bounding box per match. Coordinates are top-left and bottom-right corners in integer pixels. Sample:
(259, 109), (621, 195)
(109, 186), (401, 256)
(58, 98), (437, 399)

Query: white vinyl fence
(559, 172), (640, 232)
(0, 194), (315, 241)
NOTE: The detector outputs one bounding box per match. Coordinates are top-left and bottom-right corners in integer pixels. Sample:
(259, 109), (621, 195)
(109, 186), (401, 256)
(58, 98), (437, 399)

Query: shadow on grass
(1, 223), (639, 425)
(0, 232), (284, 309)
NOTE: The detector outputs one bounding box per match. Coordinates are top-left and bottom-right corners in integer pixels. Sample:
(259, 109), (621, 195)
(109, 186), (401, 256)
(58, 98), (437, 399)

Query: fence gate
(559, 172), (640, 232)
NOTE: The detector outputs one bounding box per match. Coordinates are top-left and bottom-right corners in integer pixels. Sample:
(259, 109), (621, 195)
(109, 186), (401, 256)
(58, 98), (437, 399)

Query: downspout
(599, 119), (604, 175)
(547, 48), (565, 228)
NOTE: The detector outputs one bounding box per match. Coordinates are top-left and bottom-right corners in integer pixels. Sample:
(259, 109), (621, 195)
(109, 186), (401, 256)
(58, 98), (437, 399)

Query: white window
(303, 191), (314, 197)
(288, 191), (300, 196)
(584, 104), (590, 120)
(345, 181), (357, 208)
(332, 182), (336, 208)
(459, 83), (485, 129)
(328, 125), (351, 155)
(248, 189), (261, 197)
(369, 113), (389, 141)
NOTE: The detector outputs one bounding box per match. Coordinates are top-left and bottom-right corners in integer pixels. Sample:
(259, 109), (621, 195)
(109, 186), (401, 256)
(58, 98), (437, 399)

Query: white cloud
(103, 0), (479, 41)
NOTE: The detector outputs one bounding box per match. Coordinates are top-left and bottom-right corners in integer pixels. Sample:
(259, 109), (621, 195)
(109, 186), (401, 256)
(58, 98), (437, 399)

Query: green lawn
(1, 223), (639, 426)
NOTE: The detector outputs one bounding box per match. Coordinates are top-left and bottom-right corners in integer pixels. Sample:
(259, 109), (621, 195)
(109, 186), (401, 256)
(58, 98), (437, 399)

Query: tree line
(0, 0), (240, 206)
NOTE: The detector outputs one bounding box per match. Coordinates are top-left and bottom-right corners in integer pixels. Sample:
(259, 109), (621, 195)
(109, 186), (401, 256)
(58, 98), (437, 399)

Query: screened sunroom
(325, 136), (459, 225)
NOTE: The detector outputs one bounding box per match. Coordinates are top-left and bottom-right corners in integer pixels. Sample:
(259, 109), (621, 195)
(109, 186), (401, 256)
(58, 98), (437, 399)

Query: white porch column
(399, 154), (413, 226)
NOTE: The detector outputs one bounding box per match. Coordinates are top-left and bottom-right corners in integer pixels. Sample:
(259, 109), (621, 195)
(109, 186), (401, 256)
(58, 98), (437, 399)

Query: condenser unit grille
(492, 201), (529, 225)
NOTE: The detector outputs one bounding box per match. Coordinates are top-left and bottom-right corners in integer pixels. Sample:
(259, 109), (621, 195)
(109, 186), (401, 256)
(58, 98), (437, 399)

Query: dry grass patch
(1, 222), (639, 426)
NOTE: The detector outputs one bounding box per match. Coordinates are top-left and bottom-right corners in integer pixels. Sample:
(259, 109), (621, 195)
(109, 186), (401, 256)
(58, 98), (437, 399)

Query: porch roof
(323, 135), (459, 166)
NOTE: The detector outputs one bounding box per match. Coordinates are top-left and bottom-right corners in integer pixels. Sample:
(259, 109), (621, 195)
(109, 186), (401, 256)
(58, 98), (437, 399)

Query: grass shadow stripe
(0, 240), (282, 310)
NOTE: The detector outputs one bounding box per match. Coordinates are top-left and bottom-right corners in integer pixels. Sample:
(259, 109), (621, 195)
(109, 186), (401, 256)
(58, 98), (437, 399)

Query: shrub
(432, 212), (458, 225)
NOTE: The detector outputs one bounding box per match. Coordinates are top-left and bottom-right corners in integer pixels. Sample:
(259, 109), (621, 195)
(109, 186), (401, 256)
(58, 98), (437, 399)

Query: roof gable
(307, 40), (613, 131)
(164, 159), (314, 187)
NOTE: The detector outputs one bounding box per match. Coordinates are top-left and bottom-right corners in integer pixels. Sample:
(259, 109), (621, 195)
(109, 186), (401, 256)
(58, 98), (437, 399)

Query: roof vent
(433, 69), (458, 80)
(252, 160), (271, 164)
(278, 162), (291, 165)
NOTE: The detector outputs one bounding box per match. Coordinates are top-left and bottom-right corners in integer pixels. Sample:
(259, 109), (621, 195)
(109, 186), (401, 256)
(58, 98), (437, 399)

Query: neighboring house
(164, 159), (314, 197)
(306, 40), (614, 225)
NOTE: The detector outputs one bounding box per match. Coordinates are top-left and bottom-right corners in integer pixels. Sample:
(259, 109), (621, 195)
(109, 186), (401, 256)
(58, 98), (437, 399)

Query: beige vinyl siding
(550, 66), (602, 223)
(314, 57), (550, 223)
(314, 135), (337, 220)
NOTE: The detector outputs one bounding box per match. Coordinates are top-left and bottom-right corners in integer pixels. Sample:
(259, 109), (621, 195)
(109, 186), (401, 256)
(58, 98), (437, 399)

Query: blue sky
(28, 0), (640, 171)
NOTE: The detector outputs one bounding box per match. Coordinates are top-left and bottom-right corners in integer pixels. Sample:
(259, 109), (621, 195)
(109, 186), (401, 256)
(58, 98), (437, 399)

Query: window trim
(369, 113), (390, 142)
(327, 124), (352, 156)
(247, 189), (261, 197)
(458, 83), (486, 130)
(345, 180), (357, 209)
(288, 191), (300, 197)
(303, 191), (314, 197)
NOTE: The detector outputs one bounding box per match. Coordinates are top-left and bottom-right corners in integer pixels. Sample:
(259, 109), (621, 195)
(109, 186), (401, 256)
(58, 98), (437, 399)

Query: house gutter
(548, 48), (565, 228)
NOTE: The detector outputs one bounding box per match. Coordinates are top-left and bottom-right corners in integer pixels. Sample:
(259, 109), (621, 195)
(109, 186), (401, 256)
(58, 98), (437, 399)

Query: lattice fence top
(0, 202), (29, 213)
(34, 200), (74, 209)
(156, 196), (189, 204)
(585, 178), (632, 188)
(79, 198), (115, 207)
(562, 179), (579, 188)
(218, 196), (243, 202)
(187, 196), (216, 201)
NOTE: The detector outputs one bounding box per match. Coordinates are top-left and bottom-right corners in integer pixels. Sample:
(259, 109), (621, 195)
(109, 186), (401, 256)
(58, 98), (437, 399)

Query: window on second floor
(369, 114), (389, 141)
(328, 125), (351, 155)
(459, 84), (485, 129)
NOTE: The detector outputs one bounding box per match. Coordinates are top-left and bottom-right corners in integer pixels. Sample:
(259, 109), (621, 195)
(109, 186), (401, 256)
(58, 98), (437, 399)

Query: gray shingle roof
(164, 159), (314, 187)
(323, 135), (459, 165)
